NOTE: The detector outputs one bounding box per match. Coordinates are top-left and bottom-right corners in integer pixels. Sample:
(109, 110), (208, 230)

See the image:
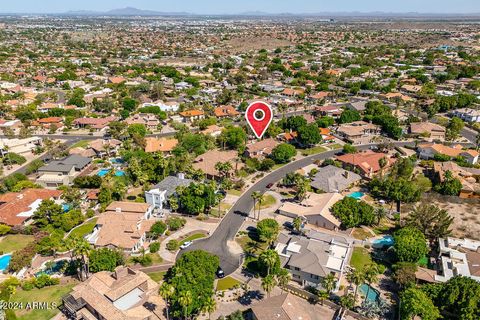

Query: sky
(0, 0), (479, 14)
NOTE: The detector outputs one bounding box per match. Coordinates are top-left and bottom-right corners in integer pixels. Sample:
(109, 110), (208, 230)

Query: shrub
(167, 217), (186, 231)
(166, 240), (179, 251)
(149, 242), (160, 253)
(150, 221), (167, 238)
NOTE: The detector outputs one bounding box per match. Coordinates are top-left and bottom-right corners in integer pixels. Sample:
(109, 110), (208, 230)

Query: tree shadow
(237, 290), (264, 306)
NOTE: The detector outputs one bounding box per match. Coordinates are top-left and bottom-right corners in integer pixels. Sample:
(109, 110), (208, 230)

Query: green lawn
(301, 146), (327, 156)
(12, 282), (77, 320)
(210, 203), (232, 218)
(227, 189), (243, 196)
(350, 247), (373, 272)
(0, 235), (35, 253)
(179, 233), (206, 245)
(147, 271), (167, 283)
(352, 228), (373, 240)
(70, 140), (90, 149)
(216, 276), (242, 291)
(329, 143), (343, 150)
(67, 218), (97, 239)
(254, 194), (277, 210)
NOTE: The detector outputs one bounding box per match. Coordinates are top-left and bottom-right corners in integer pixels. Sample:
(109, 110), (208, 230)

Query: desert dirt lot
(424, 194), (480, 240)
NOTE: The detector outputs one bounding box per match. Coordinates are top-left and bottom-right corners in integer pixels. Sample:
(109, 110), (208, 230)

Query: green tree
(89, 248), (125, 272)
(160, 283), (175, 320)
(32, 199), (63, 229)
(346, 269), (364, 304)
(276, 268), (291, 293)
(393, 262), (417, 289)
(259, 249), (279, 276)
(342, 143), (357, 154)
(322, 273), (337, 294)
(434, 170), (462, 196)
(401, 287), (440, 320)
(127, 123), (147, 138)
(393, 226), (428, 263)
(293, 217), (302, 233)
(446, 117), (464, 141)
(178, 290), (193, 319)
(339, 109), (361, 124)
(297, 124), (322, 146)
(270, 143), (297, 164)
(405, 204), (453, 245)
(256, 219), (280, 245)
(220, 126), (247, 150)
(202, 296), (216, 320)
(331, 197), (376, 229)
(261, 274), (277, 298)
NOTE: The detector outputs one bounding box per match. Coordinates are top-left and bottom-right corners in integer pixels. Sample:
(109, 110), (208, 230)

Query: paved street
(182, 141), (417, 275)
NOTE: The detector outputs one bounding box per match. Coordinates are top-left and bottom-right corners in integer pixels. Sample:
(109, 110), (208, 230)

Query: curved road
(181, 141), (419, 275)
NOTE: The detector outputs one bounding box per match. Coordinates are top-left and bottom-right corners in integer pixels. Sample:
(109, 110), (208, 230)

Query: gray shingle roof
(39, 155), (91, 173)
(310, 165), (361, 193)
(151, 175), (193, 198)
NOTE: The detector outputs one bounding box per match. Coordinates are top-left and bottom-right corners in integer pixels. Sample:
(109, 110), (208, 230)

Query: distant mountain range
(1, 7), (479, 17)
(64, 7), (190, 16)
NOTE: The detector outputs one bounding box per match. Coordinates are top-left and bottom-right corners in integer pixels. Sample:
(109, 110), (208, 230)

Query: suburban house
(193, 150), (242, 179)
(144, 137), (178, 153)
(275, 230), (353, 290)
(73, 116), (117, 131)
(88, 202), (155, 253)
(278, 192), (343, 230)
(200, 125), (223, 137)
(418, 143), (479, 164)
(336, 150), (396, 178)
(145, 174), (193, 212)
(214, 105), (240, 118)
(244, 138), (279, 159)
(125, 113), (160, 131)
(34, 116), (63, 129)
(88, 139), (122, 158)
(336, 121), (381, 145)
(37, 155), (92, 188)
(311, 165), (361, 193)
(410, 122), (446, 141)
(0, 119), (22, 132)
(316, 105), (342, 118)
(179, 110), (205, 123)
(142, 100), (179, 112)
(0, 188), (62, 226)
(435, 237), (480, 283)
(450, 108), (480, 122)
(251, 293), (339, 320)
(62, 266), (165, 320)
(433, 162), (480, 199)
(0, 136), (42, 155)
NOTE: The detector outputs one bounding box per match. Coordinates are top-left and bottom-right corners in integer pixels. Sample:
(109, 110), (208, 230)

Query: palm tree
(317, 290), (329, 305)
(363, 264), (380, 304)
(293, 217), (302, 234)
(259, 249), (278, 276)
(346, 269), (365, 305)
(276, 268), (291, 292)
(375, 207), (388, 226)
(322, 273), (337, 295)
(251, 191), (261, 220)
(159, 283), (175, 320)
(256, 193), (265, 220)
(178, 290), (192, 319)
(202, 296), (216, 320)
(69, 237), (91, 281)
(261, 274), (277, 298)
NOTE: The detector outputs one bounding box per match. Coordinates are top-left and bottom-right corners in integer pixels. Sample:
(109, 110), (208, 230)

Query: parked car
(216, 266), (225, 278)
(283, 221), (294, 230)
(180, 241), (193, 250)
(266, 183), (274, 189)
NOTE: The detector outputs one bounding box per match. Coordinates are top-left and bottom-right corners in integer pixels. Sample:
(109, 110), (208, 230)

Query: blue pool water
(62, 204), (71, 212)
(97, 169), (125, 177)
(372, 235), (394, 248)
(110, 158), (124, 164)
(35, 259), (68, 277)
(359, 283), (380, 302)
(0, 254), (12, 271)
(348, 191), (365, 200)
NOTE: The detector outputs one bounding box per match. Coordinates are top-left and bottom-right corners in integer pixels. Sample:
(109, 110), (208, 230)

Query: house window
(293, 274), (300, 279)
(311, 274), (319, 280)
(294, 267), (300, 271)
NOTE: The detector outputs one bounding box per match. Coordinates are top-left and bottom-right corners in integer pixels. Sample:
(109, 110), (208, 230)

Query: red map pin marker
(245, 101), (273, 139)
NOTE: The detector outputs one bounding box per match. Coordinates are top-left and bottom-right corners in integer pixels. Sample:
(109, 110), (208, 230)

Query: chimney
(115, 207), (121, 213)
(177, 173), (185, 180)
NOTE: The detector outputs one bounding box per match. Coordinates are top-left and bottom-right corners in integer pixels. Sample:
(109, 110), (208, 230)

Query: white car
(180, 241), (193, 250)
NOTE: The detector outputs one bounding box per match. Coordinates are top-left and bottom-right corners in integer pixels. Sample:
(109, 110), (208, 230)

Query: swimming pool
(62, 204), (71, 212)
(97, 169), (125, 177)
(0, 254), (12, 271)
(372, 235), (394, 248)
(359, 283), (380, 302)
(35, 259), (69, 277)
(348, 191), (365, 200)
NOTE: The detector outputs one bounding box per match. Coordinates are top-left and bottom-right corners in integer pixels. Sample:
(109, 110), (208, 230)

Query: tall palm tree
(322, 273), (337, 295)
(69, 237), (91, 281)
(256, 193), (265, 220)
(363, 264), (380, 304)
(375, 207), (387, 225)
(261, 274), (277, 298)
(276, 268), (291, 293)
(178, 290), (192, 320)
(346, 269), (365, 305)
(251, 191), (261, 220)
(159, 283), (175, 320)
(259, 249), (278, 276)
(202, 296), (216, 320)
